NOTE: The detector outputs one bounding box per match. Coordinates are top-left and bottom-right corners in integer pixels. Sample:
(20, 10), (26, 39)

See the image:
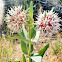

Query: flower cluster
(35, 8), (61, 36)
(6, 6), (27, 33)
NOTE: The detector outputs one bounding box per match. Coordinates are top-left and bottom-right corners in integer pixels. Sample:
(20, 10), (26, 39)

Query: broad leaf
(21, 41), (33, 54)
(21, 40), (28, 54)
(20, 30), (28, 54)
(20, 30), (25, 38)
(5, 34), (32, 44)
(31, 56), (42, 62)
(22, 24), (29, 40)
(27, 44), (33, 53)
(31, 44), (33, 53)
(32, 30), (40, 42)
(20, 30), (33, 54)
(30, 53), (42, 62)
(37, 43), (49, 57)
(31, 27), (36, 39)
(8, 61), (22, 62)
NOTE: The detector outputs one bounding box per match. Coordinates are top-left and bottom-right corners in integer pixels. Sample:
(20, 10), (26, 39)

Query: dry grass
(0, 32), (62, 62)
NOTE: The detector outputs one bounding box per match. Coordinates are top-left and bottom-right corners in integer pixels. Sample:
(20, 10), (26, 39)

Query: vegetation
(51, 38), (62, 54)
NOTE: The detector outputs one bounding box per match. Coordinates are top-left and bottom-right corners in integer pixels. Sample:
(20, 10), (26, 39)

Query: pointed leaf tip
(37, 43), (49, 57)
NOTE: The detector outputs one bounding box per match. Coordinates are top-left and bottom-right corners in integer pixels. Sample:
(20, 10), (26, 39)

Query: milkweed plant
(5, 1), (62, 62)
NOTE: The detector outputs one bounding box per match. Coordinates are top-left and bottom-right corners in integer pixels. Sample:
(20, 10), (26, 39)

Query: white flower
(35, 8), (61, 37)
(0, 0), (4, 25)
(6, 6), (27, 33)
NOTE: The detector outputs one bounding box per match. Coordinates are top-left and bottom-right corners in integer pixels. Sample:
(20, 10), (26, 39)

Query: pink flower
(35, 8), (61, 36)
(6, 6), (27, 33)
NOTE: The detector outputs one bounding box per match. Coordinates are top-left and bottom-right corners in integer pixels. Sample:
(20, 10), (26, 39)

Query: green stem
(28, 26), (32, 62)
(22, 54), (26, 62)
(29, 26), (31, 55)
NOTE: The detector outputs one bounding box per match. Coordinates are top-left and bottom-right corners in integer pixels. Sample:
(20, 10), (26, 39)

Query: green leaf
(8, 61), (22, 62)
(20, 30), (25, 38)
(20, 29), (28, 54)
(32, 30), (40, 42)
(27, 44), (33, 53)
(5, 34), (32, 44)
(30, 53), (42, 62)
(27, 16), (34, 26)
(37, 43), (49, 57)
(21, 40), (33, 54)
(34, 25), (37, 28)
(29, 1), (33, 21)
(50, 7), (55, 12)
(21, 40), (28, 54)
(22, 24), (29, 40)
(31, 44), (33, 53)
(25, 0), (28, 9)
(31, 56), (42, 62)
(44, 13), (46, 17)
(22, 54), (26, 62)
(52, 8), (55, 12)
(20, 30), (33, 54)
(31, 27), (36, 39)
